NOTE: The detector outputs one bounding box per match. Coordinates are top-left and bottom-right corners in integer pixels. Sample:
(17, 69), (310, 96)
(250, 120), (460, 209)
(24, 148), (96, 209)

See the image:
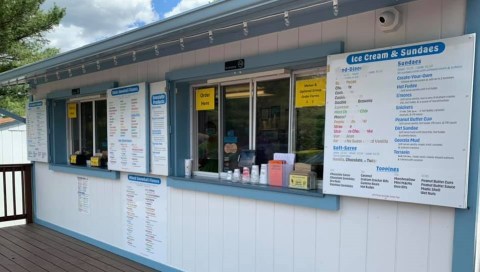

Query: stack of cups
(250, 165), (259, 184)
(185, 159), (193, 177)
(233, 169), (241, 182)
(259, 164), (268, 185)
(242, 167), (250, 183)
(226, 170), (233, 181)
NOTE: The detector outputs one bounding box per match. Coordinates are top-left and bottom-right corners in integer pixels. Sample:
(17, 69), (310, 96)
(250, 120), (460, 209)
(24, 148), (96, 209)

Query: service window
(192, 68), (327, 180)
(68, 96), (108, 166)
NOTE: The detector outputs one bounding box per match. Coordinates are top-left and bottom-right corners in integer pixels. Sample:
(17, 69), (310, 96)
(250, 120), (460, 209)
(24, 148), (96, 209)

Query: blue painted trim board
(34, 218), (181, 272)
(452, 2), (480, 272)
(168, 177), (340, 211)
(49, 164), (120, 180)
(0, 108), (26, 123)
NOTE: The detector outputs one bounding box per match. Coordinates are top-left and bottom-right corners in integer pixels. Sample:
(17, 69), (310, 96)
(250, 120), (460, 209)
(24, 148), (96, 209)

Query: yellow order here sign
(196, 88), (215, 111)
(67, 103), (77, 118)
(295, 78), (326, 108)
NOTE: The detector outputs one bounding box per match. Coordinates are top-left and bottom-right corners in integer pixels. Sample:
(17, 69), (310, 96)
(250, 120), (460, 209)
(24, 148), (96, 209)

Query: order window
(193, 68), (326, 179)
(68, 97), (108, 163)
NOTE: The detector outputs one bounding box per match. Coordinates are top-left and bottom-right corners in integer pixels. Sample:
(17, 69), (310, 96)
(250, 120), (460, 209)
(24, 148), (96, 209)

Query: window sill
(49, 164), (120, 180)
(167, 176), (339, 210)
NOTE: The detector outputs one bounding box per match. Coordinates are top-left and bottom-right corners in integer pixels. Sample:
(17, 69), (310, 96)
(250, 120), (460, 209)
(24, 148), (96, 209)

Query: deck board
(0, 224), (157, 272)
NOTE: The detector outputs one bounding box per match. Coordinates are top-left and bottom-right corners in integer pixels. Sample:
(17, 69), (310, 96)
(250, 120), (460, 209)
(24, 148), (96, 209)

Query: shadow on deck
(0, 224), (157, 272)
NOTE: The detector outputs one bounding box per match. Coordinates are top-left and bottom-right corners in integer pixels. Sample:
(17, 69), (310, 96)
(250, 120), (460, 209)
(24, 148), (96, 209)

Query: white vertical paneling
(238, 199), (256, 272)
(428, 206), (454, 272)
(195, 193), (209, 272)
(224, 41), (241, 60)
(223, 196), (239, 272)
(182, 51), (196, 69)
(195, 48), (210, 66)
(182, 190), (196, 272)
(346, 11), (375, 52)
(110, 178), (122, 247)
(365, 200), (397, 272)
(240, 37), (259, 57)
(169, 54), (183, 72)
(147, 59), (160, 82)
(406, 0), (442, 42)
(158, 56), (170, 80)
(273, 204), (294, 272)
(441, 0), (466, 38)
(293, 207), (316, 272)
(208, 194), (224, 272)
(170, 188), (183, 269)
(137, 61), (148, 83)
(255, 201), (275, 272)
(209, 44), (225, 63)
(258, 33), (278, 54)
(322, 17), (347, 44)
(339, 197), (368, 272)
(395, 203), (430, 272)
(277, 28), (299, 51)
(299, 22), (322, 47)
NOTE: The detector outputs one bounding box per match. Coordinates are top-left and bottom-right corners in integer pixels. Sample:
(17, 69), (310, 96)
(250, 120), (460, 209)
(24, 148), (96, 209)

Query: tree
(0, 0), (65, 116)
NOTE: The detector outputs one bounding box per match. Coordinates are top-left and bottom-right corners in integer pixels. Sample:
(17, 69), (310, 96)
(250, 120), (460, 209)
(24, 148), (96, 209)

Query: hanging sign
(196, 87), (215, 111)
(150, 81), (169, 176)
(67, 103), (77, 118)
(26, 100), (48, 162)
(323, 34), (475, 208)
(295, 77), (326, 108)
(107, 83), (149, 174)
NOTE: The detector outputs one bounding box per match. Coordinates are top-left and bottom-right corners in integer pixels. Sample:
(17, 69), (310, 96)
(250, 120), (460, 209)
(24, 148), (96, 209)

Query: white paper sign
(122, 174), (167, 263)
(107, 83), (149, 173)
(77, 176), (90, 214)
(324, 35), (475, 208)
(150, 81), (169, 176)
(26, 100), (48, 162)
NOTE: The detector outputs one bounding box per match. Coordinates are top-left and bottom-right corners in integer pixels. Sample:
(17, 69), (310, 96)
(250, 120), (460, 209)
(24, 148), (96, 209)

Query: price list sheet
(26, 100), (48, 162)
(150, 81), (169, 176)
(324, 35), (475, 208)
(122, 175), (167, 263)
(108, 83), (149, 173)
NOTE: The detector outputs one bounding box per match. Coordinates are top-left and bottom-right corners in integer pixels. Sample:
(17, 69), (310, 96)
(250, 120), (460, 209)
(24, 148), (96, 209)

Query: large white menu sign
(324, 34), (475, 208)
(122, 174), (167, 263)
(150, 81), (169, 176)
(108, 83), (149, 173)
(26, 100), (48, 162)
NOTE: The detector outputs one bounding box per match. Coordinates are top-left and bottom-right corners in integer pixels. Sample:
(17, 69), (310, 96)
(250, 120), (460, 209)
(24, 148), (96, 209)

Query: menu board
(150, 81), (169, 176)
(107, 83), (149, 173)
(26, 100), (48, 162)
(122, 174), (167, 263)
(324, 35), (475, 208)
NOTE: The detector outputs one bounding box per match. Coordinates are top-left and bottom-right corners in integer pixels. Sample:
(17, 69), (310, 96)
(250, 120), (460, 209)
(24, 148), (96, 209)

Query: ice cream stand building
(0, 0), (479, 271)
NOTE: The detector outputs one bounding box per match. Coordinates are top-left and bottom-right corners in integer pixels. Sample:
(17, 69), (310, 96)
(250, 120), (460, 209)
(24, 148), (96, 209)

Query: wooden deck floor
(0, 224), (157, 272)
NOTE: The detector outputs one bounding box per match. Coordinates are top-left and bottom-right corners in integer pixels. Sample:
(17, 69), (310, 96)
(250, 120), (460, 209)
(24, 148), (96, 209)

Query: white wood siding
(0, 123), (28, 164)
(33, 0), (465, 271)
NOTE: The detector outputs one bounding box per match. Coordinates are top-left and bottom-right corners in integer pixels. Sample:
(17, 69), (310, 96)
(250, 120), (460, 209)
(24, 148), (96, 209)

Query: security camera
(377, 7), (400, 32)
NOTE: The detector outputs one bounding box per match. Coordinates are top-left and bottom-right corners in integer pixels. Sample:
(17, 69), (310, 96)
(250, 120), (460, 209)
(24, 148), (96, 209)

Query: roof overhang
(0, 0), (413, 87)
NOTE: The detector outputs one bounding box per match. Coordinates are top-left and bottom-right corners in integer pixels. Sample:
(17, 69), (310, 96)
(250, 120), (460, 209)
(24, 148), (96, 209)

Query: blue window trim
(168, 176), (339, 210)
(49, 164), (120, 180)
(165, 42), (343, 210)
(452, 1), (480, 272)
(46, 81), (120, 179)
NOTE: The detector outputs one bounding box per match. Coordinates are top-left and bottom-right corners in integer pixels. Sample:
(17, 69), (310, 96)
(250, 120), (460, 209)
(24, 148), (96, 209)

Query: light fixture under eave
(207, 69), (289, 84)
(225, 89), (274, 99)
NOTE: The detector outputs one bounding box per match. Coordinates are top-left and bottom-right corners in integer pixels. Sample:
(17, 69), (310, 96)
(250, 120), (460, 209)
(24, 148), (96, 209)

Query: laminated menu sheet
(107, 83), (149, 173)
(324, 34), (475, 208)
(26, 100), (48, 162)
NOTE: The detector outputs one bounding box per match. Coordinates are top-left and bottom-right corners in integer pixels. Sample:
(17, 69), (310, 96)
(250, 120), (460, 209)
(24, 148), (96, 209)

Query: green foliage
(0, 0), (65, 116)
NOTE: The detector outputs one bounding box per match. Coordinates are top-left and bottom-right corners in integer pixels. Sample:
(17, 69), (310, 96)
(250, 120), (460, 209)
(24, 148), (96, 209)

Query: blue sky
(43, 0), (212, 52)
